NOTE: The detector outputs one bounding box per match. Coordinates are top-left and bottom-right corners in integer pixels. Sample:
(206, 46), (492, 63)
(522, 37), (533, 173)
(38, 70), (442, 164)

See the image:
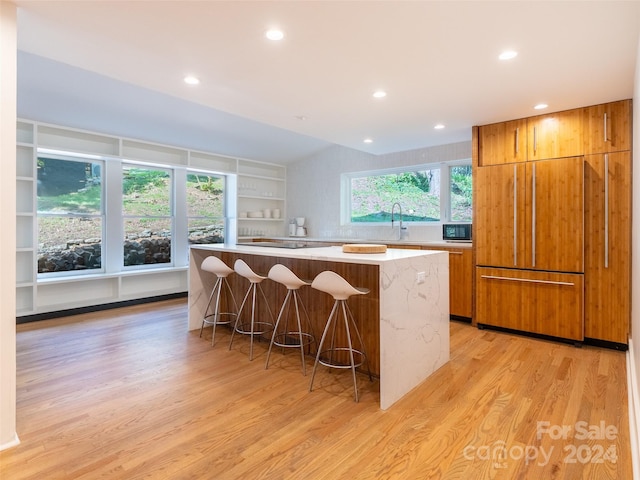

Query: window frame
(341, 159), (472, 226)
(185, 168), (227, 246)
(36, 151), (106, 278)
(121, 161), (174, 270)
(34, 150), (233, 278)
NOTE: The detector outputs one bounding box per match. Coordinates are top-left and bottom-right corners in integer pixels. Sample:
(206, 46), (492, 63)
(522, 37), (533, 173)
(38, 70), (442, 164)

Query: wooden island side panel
(191, 249), (381, 375)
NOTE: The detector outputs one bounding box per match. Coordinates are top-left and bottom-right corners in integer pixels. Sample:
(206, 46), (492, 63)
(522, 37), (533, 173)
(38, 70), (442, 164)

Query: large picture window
(343, 161), (472, 224)
(349, 168), (441, 223)
(37, 155), (104, 274)
(35, 151), (229, 277)
(122, 164), (172, 266)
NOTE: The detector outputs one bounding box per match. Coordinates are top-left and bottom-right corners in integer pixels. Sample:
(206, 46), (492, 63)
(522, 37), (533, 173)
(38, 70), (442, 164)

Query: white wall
(286, 141), (472, 242)
(0, 1), (18, 450)
(630, 21), (640, 462)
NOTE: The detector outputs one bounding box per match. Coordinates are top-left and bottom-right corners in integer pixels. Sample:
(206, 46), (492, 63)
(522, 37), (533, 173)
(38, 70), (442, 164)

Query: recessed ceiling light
(434, 124), (445, 130)
(534, 103), (548, 110)
(499, 50), (518, 60)
(373, 90), (387, 98)
(266, 29), (285, 41)
(363, 138), (373, 144)
(184, 75), (200, 85)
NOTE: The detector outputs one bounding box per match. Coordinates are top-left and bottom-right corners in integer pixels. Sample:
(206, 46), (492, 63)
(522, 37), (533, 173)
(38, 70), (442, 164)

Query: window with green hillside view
(186, 171), (225, 245)
(350, 168), (441, 222)
(37, 156), (104, 273)
(449, 165), (472, 222)
(36, 152), (229, 276)
(122, 165), (172, 266)
(346, 162), (472, 224)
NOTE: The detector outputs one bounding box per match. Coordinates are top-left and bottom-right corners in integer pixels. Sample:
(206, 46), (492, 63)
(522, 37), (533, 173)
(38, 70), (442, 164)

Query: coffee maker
(295, 217), (306, 236)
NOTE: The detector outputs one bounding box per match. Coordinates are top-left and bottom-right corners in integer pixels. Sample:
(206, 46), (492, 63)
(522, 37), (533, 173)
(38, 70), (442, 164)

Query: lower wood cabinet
(423, 246), (473, 319)
(476, 267), (584, 341)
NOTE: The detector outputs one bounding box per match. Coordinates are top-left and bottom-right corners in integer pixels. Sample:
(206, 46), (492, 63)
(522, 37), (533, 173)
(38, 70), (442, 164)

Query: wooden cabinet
(478, 109), (584, 165)
(423, 246), (472, 319)
(475, 163), (525, 267)
(474, 99), (631, 346)
(527, 108), (583, 161)
(528, 157), (584, 273)
(478, 119), (528, 166)
(584, 152), (631, 344)
(583, 100), (631, 154)
(476, 267), (584, 341)
(475, 157), (584, 273)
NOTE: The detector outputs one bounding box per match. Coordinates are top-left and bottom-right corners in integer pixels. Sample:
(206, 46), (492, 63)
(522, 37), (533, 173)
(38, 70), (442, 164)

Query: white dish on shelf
(247, 211), (264, 218)
(290, 234), (306, 237)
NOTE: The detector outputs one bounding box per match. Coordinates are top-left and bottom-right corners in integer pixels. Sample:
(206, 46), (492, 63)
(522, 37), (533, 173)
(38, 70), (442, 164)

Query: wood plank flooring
(0, 298), (632, 479)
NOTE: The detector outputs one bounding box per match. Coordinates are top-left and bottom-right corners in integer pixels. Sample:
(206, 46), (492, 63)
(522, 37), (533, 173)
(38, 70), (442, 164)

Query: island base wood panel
(195, 250), (381, 375)
(476, 267), (584, 341)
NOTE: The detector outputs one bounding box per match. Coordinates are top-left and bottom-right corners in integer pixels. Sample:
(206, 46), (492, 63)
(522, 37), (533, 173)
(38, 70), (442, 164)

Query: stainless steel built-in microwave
(442, 223), (472, 242)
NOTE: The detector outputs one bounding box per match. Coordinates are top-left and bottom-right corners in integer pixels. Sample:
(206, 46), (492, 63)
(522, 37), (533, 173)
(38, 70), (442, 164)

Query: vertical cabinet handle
(533, 126), (537, 153)
(531, 163), (536, 267)
(515, 128), (519, 155)
(513, 164), (518, 266)
(603, 112), (609, 143)
(604, 154), (609, 268)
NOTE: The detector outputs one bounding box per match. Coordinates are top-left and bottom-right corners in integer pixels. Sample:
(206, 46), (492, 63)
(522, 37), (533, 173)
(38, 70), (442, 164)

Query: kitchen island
(189, 244), (450, 409)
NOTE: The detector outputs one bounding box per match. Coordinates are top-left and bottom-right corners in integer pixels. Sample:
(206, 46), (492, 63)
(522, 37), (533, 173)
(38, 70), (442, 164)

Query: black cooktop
(236, 242), (324, 249)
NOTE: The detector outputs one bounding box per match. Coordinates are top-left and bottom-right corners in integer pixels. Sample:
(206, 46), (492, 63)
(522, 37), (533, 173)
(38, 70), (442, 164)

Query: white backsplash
(286, 141), (472, 241)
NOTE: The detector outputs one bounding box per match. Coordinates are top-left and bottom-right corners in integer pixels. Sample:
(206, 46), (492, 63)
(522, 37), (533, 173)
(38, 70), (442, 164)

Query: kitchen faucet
(391, 202), (408, 240)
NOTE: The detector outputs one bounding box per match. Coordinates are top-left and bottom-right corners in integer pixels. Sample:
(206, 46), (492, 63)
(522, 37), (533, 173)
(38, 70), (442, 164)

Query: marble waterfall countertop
(189, 244), (450, 409)
(191, 243), (446, 265)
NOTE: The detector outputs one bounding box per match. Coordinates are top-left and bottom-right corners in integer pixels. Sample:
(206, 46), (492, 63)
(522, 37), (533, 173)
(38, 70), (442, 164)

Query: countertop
(190, 243), (446, 266)
(238, 236), (473, 249)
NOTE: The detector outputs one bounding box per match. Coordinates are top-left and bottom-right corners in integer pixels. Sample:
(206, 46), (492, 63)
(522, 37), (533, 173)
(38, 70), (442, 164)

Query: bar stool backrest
(201, 255), (234, 277)
(311, 271), (369, 300)
(268, 264), (310, 290)
(234, 258), (266, 283)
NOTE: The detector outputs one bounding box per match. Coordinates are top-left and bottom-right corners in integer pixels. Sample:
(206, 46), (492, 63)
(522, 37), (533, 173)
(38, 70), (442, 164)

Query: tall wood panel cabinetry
(474, 99), (631, 347)
(475, 157), (585, 340)
(584, 151), (631, 344)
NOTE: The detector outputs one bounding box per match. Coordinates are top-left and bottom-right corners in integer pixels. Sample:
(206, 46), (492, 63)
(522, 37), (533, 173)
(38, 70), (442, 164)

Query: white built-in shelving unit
(15, 120), (286, 317)
(237, 159), (286, 238)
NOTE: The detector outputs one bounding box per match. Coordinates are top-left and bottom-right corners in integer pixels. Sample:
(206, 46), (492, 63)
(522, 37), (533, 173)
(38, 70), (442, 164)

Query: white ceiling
(14, 0), (640, 163)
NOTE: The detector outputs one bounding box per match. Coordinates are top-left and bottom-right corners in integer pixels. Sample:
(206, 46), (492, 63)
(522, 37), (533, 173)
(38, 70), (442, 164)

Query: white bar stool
(229, 259), (275, 361)
(265, 264), (316, 375)
(309, 270), (373, 402)
(199, 256), (238, 346)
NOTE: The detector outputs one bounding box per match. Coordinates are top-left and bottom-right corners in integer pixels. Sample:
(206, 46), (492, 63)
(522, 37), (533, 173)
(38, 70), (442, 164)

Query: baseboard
(0, 433), (20, 452)
(627, 339), (640, 479)
(16, 292), (187, 324)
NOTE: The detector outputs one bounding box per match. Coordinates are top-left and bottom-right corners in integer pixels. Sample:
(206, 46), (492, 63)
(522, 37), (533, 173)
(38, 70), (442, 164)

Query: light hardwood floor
(0, 298), (631, 479)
